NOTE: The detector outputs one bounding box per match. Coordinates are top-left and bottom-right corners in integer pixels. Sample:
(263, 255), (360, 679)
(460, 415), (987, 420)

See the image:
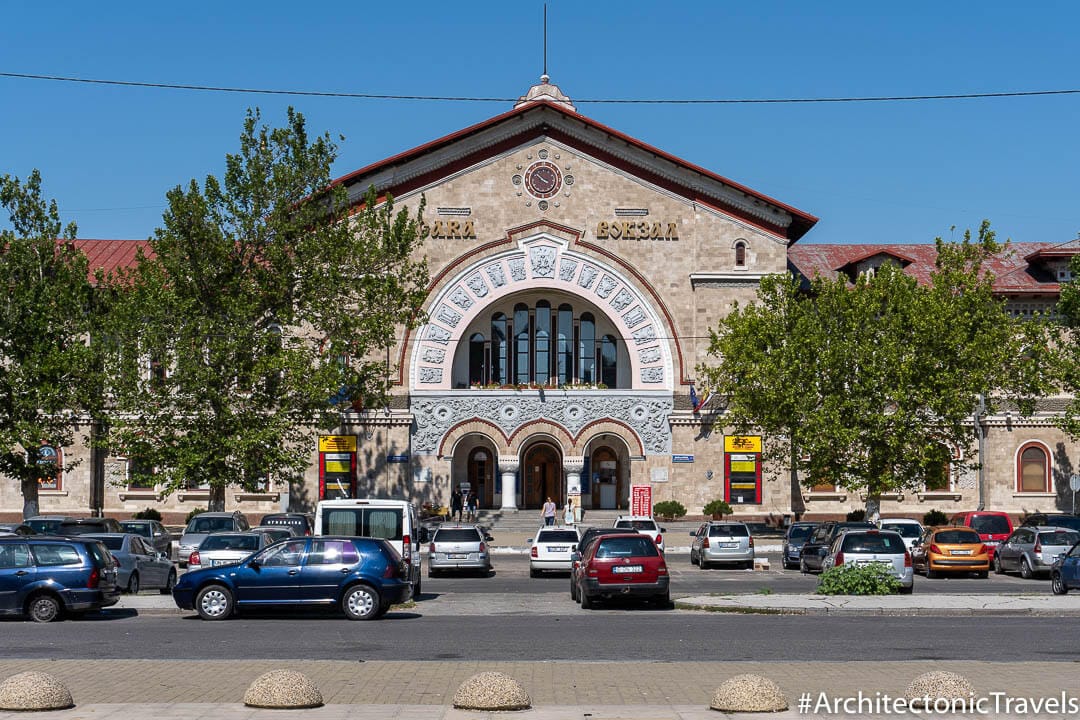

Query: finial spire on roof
(515, 74), (575, 112)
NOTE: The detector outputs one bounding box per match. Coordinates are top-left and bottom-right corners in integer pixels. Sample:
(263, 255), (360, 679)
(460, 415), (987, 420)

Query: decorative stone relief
(466, 274), (489, 297)
(563, 455), (586, 473)
(422, 347), (446, 364)
(507, 257), (526, 281)
(530, 247), (556, 278)
(450, 287), (474, 310)
(411, 394), (674, 456)
(418, 367), (443, 384)
(638, 347), (661, 364)
(498, 455), (521, 473)
(436, 305), (462, 328)
(559, 259), (578, 282)
(106, 460), (127, 486)
(623, 306), (647, 328)
(632, 325), (657, 345)
(426, 326), (451, 345)
(641, 368), (664, 383)
(611, 288), (634, 311)
(596, 274), (618, 299)
(485, 263), (507, 288)
(578, 266), (598, 289)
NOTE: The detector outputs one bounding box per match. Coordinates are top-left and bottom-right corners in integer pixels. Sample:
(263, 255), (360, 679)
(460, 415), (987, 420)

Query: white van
(315, 499), (423, 597)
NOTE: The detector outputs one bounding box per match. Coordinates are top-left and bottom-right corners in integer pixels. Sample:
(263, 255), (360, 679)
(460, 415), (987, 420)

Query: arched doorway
(522, 442), (563, 509)
(590, 446), (623, 510)
(467, 447), (495, 509)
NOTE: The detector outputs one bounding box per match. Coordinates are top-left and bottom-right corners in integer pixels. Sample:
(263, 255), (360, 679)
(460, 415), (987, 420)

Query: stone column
(498, 455), (520, 511)
(564, 455), (585, 523)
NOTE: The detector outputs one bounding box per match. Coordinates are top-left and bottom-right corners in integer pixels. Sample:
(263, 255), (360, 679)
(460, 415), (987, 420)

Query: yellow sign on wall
(319, 435), (357, 452)
(724, 436), (762, 453)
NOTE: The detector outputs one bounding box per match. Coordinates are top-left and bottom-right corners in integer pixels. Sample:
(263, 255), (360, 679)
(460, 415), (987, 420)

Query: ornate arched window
(735, 241), (747, 268)
(579, 312), (595, 384)
(557, 303), (573, 386)
(468, 333), (486, 386)
(514, 303), (530, 384)
(491, 313), (507, 384)
(1017, 443), (1050, 493)
(600, 334), (618, 387)
(535, 300), (551, 386)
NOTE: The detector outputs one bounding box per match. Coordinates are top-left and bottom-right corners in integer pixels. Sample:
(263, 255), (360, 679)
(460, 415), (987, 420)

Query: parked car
(119, 519), (174, 559)
(690, 521), (755, 569)
(912, 526), (989, 578)
(0, 536), (119, 622)
(994, 526), (1080, 579)
(744, 522), (785, 538)
(177, 511), (251, 568)
(1020, 513), (1080, 532)
(529, 526), (581, 576)
(0, 524), (35, 536)
(781, 522), (818, 570)
(172, 536), (411, 620)
(821, 529), (914, 594)
(949, 511), (1013, 561)
(1050, 541), (1080, 594)
(570, 527), (636, 601)
(799, 521), (876, 573)
(613, 516), (666, 553)
(575, 532), (670, 609)
(250, 525), (299, 543)
(877, 518), (924, 552)
(187, 532), (273, 571)
(55, 518), (124, 536)
(85, 533), (176, 594)
(23, 516), (76, 535)
(427, 524), (492, 576)
(258, 512), (314, 536)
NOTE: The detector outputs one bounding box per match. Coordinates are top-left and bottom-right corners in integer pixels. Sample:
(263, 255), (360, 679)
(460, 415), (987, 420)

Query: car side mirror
(157, 552), (169, 562)
(484, 533), (494, 542)
(661, 527), (668, 533)
(248, 559), (260, 570)
(689, 531), (697, 537)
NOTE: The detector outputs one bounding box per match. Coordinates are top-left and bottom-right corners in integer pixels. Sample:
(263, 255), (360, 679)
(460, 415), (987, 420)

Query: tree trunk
(21, 476), (40, 520)
(208, 484), (226, 512)
(789, 442), (805, 519)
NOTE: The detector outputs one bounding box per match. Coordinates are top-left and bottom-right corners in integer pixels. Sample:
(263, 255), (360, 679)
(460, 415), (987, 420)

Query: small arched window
(514, 303), (530, 384)
(468, 333), (486, 386)
(491, 313), (507, 384)
(535, 300), (551, 386)
(579, 313), (596, 384)
(1017, 443), (1050, 493)
(734, 241), (747, 268)
(600, 334), (617, 387)
(557, 303), (574, 386)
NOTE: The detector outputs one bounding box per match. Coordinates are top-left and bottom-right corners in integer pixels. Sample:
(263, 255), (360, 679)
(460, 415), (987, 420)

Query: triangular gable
(333, 101), (817, 243)
(836, 249), (915, 282)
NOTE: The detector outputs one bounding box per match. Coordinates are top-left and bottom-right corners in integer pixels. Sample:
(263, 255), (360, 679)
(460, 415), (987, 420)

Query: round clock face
(524, 161), (562, 199)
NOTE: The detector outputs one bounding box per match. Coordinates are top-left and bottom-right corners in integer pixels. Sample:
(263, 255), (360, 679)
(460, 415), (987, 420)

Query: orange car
(912, 526), (990, 578)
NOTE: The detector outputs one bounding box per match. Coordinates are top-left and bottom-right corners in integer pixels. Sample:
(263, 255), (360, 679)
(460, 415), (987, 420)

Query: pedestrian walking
(466, 491), (478, 522)
(563, 498), (575, 526)
(451, 488), (463, 522)
(541, 496), (557, 526)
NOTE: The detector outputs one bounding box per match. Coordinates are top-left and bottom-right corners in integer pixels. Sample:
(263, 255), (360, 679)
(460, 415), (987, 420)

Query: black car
(119, 520), (174, 559)
(56, 518), (124, 536)
(257, 512), (314, 537)
(1020, 513), (1080, 532)
(0, 524), (36, 537)
(781, 521), (819, 569)
(0, 536), (120, 622)
(799, 521), (876, 573)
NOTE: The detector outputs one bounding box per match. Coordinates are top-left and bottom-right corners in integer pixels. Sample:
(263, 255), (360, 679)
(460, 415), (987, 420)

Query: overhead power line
(3, 71), (1080, 105)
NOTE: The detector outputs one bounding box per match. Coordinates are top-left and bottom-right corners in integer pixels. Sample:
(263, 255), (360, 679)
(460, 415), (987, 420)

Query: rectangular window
(128, 457), (156, 490)
(323, 508), (403, 541)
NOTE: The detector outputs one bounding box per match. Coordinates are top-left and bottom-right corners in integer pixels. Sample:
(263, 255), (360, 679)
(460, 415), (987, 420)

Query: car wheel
(1051, 572), (1069, 595)
(195, 584), (234, 621)
(993, 554), (1003, 574)
(1020, 557), (1033, 580)
(530, 568), (540, 578)
(413, 574), (422, 598)
(899, 584), (914, 595)
(27, 593), (62, 623)
(799, 557), (808, 574)
(580, 590), (594, 609)
(159, 568), (177, 595)
(745, 560), (755, 570)
(342, 584), (381, 621)
(975, 570), (988, 579)
(699, 558), (709, 570)
(127, 572), (140, 595)
(655, 590), (671, 608)
(925, 566), (937, 579)
(373, 602), (391, 619)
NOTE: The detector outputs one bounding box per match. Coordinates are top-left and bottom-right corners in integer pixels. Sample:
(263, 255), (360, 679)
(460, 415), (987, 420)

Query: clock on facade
(524, 161), (562, 199)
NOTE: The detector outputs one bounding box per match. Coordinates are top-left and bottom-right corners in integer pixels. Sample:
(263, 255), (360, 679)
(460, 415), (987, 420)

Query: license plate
(548, 546), (568, 552)
(211, 559), (232, 566)
(448, 553), (468, 559)
(612, 565), (643, 573)
(951, 550), (972, 555)
(719, 542), (739, 548)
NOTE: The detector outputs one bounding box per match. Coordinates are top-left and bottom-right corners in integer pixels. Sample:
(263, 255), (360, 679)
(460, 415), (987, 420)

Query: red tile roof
(70, 239), (151, 283)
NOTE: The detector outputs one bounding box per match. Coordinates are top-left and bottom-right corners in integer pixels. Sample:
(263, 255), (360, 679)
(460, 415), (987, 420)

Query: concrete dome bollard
(452, 671), (532, 711)
(0, 671), (74, 711)
(907, 671), (976, 708)
(243, 669), (324, 709)
(710, 674), (788, 713)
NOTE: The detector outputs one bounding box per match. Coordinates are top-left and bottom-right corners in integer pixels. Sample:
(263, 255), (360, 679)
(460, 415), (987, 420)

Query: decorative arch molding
(507, 420), (575, 455)
(438, 419), (510, 458)
(573, 419), (645, 457)
(407, 223), (677, 391)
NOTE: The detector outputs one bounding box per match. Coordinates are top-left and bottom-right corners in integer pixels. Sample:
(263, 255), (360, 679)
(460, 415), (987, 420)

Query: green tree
(102, 108), (428, 510)
(0, 171), (101, 518)
(1052, 249), (1080, 439)
(699, 223), (1054, 518)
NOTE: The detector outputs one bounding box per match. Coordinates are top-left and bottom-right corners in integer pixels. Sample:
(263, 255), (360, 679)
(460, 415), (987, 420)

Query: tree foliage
(1052, 251), (1080, 438)
(101, 108), (428, 509)
(0, 171), (100, 517)
(699, 222), (1055, 515)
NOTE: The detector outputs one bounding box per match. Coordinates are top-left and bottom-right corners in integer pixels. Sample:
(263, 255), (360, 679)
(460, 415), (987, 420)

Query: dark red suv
(949, 511), (1013, 561)
(575, 532), (669, 609)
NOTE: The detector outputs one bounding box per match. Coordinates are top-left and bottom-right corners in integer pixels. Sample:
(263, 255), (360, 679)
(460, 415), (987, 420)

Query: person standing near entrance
(466, 491), (478, 522)
(451, 488), (463, 522)
(541, 496), (557, 526)
(563, 498), (575, 526)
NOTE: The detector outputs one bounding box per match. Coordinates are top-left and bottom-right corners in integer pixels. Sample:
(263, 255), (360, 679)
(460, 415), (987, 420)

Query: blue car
(1051, 541), (1080, 595)
(0, 537), (120, 622)
(172, 536), (412, 621)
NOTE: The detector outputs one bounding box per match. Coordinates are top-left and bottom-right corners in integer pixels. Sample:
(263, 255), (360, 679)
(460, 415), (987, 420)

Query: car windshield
(842, 532), (906, 553)
(1034, 517), (1080, 531)
(187, 516), (236, 533)
(57, 523), (110, 535)
(201, 535), (260, 551)
(787, 525), (816, 541)
(1039, 530), (1080, 546)
(935, 530), (981, 544)
(595, 536), (658, 558)
(93, 536), (125, 551)
(26, 519), (62, 534)
(119, 522), (152, 537)
(709, 524), (748, 537)
(970, 515), (1011, 534)
(880, 523), (922, 538)
(433, 529), (481, 542)
(538, 531), (579, 543)
(615, 520), (657, 532)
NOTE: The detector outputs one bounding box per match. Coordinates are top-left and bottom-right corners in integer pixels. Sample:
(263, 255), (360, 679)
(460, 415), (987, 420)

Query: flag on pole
(694, 387), (712, 413)
(689, 385), (698, 411)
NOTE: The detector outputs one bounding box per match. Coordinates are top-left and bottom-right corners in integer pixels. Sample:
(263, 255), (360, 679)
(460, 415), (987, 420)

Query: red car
(949, 511), (1013, 561)
(575, 532), (670, 609)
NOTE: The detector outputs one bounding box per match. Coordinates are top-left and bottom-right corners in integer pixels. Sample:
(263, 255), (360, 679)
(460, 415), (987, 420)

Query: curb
(675, 602), (1080, 617)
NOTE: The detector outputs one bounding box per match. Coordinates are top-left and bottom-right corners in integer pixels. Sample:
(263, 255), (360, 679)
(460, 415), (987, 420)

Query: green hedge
(652, 500), (687, 519)
(817, 562), (900, 595)
(703, 499), (732, 517)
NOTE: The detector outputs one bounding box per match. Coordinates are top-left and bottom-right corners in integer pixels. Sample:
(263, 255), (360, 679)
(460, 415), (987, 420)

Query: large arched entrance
(466, 446), (495, 509)
(521, 442), (563, 509)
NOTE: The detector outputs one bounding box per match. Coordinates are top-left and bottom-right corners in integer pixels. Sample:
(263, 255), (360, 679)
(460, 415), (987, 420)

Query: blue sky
(2, 2), (1078, 245)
